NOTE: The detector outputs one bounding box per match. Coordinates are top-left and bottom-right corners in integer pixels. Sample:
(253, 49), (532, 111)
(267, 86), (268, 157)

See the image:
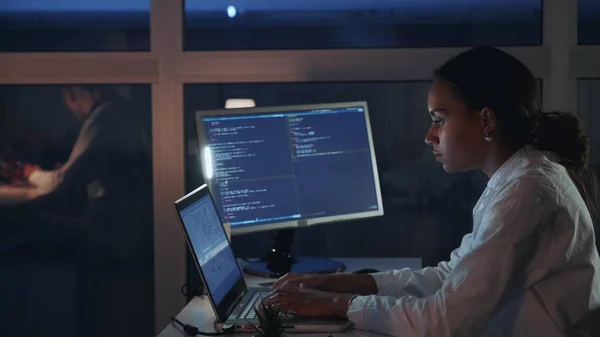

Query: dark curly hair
(435, 46), (599, 230)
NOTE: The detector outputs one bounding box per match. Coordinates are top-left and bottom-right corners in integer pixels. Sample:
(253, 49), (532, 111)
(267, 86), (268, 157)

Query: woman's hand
(264, 286), (355, 318)
(271, 273), (333, 291)
(272, 273), (378, 296)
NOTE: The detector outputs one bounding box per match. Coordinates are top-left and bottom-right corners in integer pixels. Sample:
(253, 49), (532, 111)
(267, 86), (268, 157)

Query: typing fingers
(272, 273), (305, 289)
(264, 287), (302, 307)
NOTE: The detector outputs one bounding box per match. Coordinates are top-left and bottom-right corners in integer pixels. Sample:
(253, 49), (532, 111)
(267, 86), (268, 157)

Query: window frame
(0, 0), (594, 333)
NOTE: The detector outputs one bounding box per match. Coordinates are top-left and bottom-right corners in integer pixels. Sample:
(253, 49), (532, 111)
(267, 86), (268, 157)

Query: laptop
(174, 184), (352, 333)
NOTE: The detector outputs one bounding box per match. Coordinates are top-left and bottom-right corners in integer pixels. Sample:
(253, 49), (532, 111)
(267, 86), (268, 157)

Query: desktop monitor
(194, 101), (383, 277)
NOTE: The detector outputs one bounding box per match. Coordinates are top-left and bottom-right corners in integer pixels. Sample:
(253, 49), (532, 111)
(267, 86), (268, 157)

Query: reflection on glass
(0, 84), (154, 337)
(579, 0), (600, 45)
(0, 0), (150, 51)
(185, 0), (542, 50)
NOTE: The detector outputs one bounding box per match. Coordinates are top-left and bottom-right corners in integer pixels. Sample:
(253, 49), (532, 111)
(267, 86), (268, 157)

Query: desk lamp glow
(225, 98), (256, 109)
(197, 101), (383, 278)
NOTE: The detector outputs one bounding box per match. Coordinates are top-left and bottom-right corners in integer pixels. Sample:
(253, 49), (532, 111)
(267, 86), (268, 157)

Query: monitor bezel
(174, 184), (247, 324)
(194, 101), (384, 236)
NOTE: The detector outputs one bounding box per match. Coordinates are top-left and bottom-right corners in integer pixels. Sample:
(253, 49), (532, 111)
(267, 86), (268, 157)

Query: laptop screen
(179, 193), (243, 305)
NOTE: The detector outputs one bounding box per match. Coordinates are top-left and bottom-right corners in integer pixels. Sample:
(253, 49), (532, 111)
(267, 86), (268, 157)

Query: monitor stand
(242, 228), (346, 278)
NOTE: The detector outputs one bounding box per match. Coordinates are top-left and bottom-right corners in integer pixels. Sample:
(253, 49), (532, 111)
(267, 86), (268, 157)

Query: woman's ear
(479, 107), (497, 138)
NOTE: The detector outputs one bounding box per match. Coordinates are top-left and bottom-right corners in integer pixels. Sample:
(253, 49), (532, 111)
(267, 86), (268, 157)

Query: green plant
(248, 300), (291, 337)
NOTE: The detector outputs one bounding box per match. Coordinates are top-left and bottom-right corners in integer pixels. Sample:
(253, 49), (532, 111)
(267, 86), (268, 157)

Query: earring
(484, 129), (494, 142)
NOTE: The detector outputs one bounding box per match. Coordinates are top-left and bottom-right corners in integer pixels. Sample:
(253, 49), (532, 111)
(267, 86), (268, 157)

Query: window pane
(578, 79), (600, 163)
(0, 84), (154, 336)
(579, 0), (600, 44)
(0, 1), (150, 52)
(184, 0), (542, 50)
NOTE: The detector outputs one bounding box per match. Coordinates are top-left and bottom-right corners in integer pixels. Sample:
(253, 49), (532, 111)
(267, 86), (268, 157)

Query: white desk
(158, 257), (421, 337)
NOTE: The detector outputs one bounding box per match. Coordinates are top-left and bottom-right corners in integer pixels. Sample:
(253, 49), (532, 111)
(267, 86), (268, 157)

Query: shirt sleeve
(371, 233), (473, 298)
(347, 178), (548, 337)
(29, 108), (113, 192)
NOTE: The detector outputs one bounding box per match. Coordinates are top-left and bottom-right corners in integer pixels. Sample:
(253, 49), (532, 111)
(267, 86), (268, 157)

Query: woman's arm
(347, 178), (549, 337)
(371, 233), (473, 298)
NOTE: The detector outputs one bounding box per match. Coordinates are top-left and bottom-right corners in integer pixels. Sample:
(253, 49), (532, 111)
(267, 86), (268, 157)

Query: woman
(266, 46), (600, 337)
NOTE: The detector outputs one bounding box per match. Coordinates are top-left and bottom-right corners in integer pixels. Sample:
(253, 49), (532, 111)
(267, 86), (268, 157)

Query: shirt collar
(487, 144), (538, 190)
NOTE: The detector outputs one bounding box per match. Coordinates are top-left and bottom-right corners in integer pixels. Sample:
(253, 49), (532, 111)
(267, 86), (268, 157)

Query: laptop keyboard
(238, 292), (266, 319)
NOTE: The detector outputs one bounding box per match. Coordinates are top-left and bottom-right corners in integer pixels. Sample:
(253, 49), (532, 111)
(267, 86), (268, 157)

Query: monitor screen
(178, 193), (242, 305)
(195, 102), (383, 235)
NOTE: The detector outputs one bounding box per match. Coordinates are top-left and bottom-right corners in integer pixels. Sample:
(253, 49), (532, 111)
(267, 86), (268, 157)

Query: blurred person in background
(2, 84), (154, 337)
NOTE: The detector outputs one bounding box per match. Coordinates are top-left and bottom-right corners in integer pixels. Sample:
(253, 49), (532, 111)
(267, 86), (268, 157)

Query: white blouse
(348, 146), (600, 337)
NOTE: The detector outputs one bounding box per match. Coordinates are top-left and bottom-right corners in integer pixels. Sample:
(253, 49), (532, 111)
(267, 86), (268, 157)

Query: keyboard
(238, 292), (266, 319)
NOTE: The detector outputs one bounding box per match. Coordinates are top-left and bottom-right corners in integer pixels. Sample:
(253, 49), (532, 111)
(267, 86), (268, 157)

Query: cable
(180, 283), (205, 298)
(170, 317), (233, 336)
